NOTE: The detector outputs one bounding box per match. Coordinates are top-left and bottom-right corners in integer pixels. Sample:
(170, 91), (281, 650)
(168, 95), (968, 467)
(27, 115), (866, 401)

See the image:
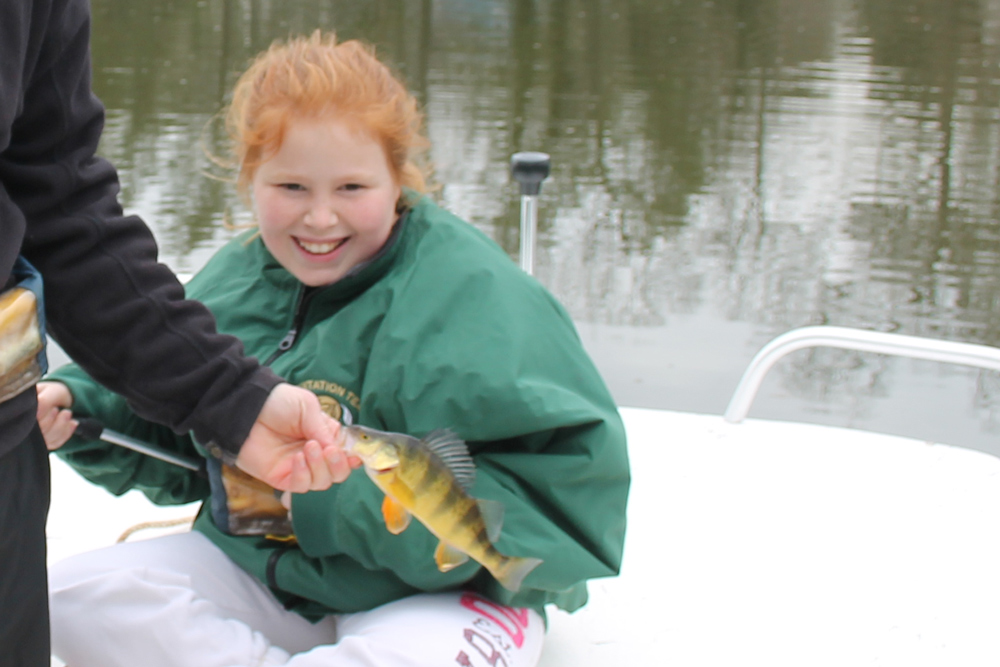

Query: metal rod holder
(511, 152), (551, 275)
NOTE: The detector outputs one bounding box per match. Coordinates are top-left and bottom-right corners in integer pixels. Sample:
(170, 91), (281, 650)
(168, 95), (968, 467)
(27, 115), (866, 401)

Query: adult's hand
(36, 382), (77, 451)
(236, 383), (356, 492)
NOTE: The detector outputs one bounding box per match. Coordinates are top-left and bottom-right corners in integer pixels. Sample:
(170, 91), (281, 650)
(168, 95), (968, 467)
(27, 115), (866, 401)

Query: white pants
(49, 532), (545, 667)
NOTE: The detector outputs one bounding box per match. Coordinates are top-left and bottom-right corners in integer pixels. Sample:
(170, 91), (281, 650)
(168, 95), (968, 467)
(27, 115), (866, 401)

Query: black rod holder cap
(511, 152), (551, 196)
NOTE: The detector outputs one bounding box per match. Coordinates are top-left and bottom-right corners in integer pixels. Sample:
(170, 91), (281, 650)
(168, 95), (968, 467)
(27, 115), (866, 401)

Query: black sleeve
(1, 0), (278, 457)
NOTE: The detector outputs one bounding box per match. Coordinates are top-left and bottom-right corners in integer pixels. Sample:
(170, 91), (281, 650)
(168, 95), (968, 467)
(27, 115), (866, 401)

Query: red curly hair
(226, 31), (429, 203)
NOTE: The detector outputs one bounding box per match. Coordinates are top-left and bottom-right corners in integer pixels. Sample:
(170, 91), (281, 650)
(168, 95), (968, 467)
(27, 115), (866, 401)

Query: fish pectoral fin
(381, 495), (412, 535)
(434, 541), (470, 572)
(477, 498), (505, 544)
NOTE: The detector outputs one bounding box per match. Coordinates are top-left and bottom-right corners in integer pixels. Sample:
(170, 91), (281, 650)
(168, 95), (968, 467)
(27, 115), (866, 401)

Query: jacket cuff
(194, 367), (283, 463)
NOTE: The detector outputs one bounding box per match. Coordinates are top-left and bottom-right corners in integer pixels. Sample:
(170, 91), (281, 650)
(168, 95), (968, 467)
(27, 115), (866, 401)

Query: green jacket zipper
(263, 286), (313, 366)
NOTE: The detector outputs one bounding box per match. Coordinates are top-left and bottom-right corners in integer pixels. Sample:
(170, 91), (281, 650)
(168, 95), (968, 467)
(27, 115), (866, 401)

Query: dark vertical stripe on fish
(430, 481), (467, 521)
(457, 501), (482, 531)
(412, 459), (442, 496)
(473, 526), (491, 552)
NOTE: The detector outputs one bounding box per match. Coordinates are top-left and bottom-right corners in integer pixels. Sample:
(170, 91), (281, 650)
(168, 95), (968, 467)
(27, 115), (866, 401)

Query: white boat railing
(723, 325), (1000, 424)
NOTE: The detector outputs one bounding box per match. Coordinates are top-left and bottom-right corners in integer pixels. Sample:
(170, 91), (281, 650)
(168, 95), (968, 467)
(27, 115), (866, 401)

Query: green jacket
(53, 196), (630, 619)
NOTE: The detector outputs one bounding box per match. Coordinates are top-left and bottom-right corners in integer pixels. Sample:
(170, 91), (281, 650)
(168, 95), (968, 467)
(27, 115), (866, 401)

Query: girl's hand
(36, 381), (77, 451)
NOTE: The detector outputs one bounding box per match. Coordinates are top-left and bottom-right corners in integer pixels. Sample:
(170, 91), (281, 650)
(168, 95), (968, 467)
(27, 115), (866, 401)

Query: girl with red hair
(41, 31), (628, 667)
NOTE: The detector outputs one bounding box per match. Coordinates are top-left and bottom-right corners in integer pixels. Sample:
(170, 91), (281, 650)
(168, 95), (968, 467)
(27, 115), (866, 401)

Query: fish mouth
(295, 237), (348, 255)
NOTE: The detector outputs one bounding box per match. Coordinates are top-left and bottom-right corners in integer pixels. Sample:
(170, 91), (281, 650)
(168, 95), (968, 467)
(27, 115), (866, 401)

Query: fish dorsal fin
(423, 429), (476, 491)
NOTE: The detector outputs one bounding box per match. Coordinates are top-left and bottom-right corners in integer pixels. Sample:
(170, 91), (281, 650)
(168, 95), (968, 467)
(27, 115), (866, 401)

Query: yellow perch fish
(343, 425), (542, 593)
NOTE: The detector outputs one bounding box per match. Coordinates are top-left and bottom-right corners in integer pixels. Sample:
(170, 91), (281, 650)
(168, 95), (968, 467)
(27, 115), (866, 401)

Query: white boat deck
(540, 408), (1000, 666)
(48, 406), (1000, 666)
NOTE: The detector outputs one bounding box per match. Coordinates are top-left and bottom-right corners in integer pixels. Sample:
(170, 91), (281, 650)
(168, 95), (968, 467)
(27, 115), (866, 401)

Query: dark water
(85, 0), (1000, 455)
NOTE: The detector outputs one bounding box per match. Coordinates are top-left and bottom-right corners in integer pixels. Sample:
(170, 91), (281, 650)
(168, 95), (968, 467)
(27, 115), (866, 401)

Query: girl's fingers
(44, 409), (77, 451)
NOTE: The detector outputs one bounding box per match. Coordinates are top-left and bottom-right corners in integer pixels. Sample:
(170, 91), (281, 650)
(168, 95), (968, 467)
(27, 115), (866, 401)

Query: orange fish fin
(435, 541), (470, 572)
(477, 498), (505, 543)
(382, 495), (412, 535)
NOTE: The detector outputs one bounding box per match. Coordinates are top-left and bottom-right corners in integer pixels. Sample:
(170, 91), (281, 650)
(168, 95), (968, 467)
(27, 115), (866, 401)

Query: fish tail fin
(492, 556), (543, 593)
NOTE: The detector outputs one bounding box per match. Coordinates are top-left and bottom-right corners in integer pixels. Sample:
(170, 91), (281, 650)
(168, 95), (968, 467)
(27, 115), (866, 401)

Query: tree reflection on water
(89, 0), (1000, 453)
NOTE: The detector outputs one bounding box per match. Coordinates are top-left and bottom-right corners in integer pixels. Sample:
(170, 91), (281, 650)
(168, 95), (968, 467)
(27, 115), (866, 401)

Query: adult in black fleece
(0, 2), (353, 664)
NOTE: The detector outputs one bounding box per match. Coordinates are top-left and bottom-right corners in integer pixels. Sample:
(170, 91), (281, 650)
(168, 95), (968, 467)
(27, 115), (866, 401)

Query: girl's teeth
(298, 239), (341, 254)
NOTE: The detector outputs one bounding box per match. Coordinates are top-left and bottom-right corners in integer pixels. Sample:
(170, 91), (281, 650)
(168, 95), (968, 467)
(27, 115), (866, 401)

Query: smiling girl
(251, 115), (403, 286)
(40, 31), (628, 667)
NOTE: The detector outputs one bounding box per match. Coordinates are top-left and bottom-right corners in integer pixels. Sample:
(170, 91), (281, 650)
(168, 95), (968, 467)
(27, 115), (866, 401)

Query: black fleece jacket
(0, 0), (280, 458)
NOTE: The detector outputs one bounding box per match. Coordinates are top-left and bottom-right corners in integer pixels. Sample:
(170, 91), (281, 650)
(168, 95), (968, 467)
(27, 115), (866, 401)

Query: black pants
(0, 426), (50, 666)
